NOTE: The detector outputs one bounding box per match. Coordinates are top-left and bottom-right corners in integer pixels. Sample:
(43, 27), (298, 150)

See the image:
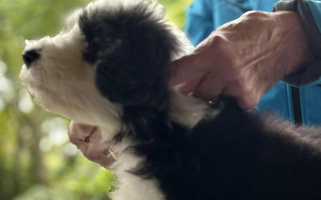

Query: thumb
(170, 53), (205, 86)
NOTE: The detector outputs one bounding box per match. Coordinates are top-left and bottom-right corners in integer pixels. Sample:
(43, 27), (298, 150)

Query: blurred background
(0, 0), (192, 199)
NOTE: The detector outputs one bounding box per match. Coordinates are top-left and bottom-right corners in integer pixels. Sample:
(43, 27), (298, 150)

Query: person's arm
(274, 0), (321, 86)
(171, 10), (315, 109)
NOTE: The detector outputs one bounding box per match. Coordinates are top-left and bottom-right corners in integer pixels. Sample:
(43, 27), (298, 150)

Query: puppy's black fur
(80, 5), (178, 108)
(80, 4), (321, 200)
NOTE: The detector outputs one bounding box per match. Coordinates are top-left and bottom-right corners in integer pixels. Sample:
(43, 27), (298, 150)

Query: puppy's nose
(22, 49), (41, 68)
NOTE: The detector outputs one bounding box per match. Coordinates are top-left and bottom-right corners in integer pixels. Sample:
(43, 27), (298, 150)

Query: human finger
(67, 121), (96, 145)
(192, 73), (225, 101)
(67, 122), (116, 168)
(178, 75), (203, 95)
(170, 54), (206, 86)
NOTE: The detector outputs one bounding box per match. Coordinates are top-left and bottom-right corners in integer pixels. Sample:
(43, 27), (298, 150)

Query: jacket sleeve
(274, 0), (321, 86)
(184, 0), (214, 46)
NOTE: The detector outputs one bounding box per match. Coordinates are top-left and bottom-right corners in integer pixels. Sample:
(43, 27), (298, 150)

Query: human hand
(67, 121), (115, 168)
(171, 11), (314, 109)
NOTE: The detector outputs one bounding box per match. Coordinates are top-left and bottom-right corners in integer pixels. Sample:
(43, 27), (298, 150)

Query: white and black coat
(20, 0), (321, 199)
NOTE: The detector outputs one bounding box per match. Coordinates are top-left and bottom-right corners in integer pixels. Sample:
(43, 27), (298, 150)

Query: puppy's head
(20, 0), (188, 128)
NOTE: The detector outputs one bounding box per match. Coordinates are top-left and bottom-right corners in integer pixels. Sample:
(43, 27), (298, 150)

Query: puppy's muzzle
(22, 49), (41, 68)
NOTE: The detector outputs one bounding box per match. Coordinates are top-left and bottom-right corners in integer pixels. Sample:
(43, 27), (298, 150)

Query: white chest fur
(110, 151), (165, 200)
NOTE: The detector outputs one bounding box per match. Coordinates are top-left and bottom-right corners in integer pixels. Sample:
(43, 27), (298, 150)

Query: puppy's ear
(79, 4), (178, 107)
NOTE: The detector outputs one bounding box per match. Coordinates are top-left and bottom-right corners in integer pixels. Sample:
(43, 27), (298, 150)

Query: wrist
(272, 11), (314, 76)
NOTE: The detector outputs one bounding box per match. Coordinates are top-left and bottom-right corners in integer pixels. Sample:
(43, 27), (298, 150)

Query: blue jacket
(184, 0), (321, 126)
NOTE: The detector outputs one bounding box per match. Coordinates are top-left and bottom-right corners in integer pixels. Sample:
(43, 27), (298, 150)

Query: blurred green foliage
(0, 0), (192, 199)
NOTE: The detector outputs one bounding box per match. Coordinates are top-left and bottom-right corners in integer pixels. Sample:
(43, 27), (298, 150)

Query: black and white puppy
(20, 0), (321, 199)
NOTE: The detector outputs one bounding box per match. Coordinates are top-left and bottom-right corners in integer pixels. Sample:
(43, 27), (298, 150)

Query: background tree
(0, 0), (192, 199)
